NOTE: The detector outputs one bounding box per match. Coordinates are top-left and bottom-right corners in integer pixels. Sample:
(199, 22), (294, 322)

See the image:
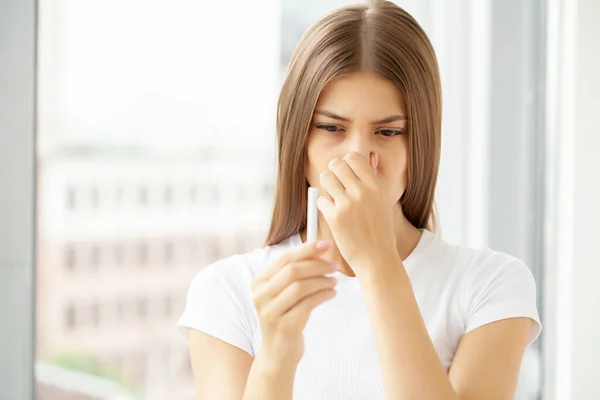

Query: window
(188, 239), (198, 263)
(66, 187), (76, 210)
(138, 186), (148, 206)
(138, 242), (148, 267)
(164, 185), (173, 205)
(133, 351), (147, 383)
(164, 296), (173, 319)
(91, 186), (99, 208)
(137, 298), (147, 320)
(210, 238), (221, 262)
(114, 244), (124, 267)
(237, 185), (246, 199)
(64, 304), (76, 330)
(189, 186), (197, 204)
(115, 354), (124, 373)
(90, 302), (100, 327)
(65, 245), (76, 271)
(115, 300), (124, 322)
(210, 185), (219, 202)
(236, 235), (247, 254)
(19, 0), (280, 399)
(91, 245), (100, 270)
(163, 241), (173, 265)
(115, 185), (124, 204)
(162, 347), (171, 367)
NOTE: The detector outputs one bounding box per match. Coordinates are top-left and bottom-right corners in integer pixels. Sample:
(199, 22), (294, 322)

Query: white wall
(571, 0), (600, 397)
(544, 0), (600, 398)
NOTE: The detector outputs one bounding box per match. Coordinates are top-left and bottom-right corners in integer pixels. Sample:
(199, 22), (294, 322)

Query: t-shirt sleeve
(463, 255), (542, 345)
(176, 256), (256, 357)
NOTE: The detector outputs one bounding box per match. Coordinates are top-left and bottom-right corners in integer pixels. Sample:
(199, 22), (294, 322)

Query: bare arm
(448, 317), (532, 400)
(359, 255), (533, 400)
(188, 329), (252, 400)
(189, 329), (299, 400)
(243, 351), (298, 400)
(188, 240), (337, 400)
(360, 261), (458, 399)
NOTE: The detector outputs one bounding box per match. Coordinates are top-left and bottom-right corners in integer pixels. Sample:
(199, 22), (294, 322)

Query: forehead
(315, 72), (406, 115)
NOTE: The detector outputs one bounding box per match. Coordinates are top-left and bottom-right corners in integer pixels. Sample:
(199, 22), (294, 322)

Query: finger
(369, 152), (379, 179)
(320, 169), (347, 204)
(268, 276), (337, 318)
(261, 258), (337, 301)
(328, 158), (360, 194)
(342, 151), (376, 184)
(370, 151), (379, 170)
(282, 286), (337, 325)
(316, 195), (335, 220)
(253, 239), (332, 285)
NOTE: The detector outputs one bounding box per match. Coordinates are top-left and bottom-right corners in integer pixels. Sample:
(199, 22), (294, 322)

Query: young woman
(177, 1), (542, 399)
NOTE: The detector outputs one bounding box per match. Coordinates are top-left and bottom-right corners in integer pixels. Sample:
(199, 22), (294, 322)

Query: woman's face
(305, 71), (408, 208)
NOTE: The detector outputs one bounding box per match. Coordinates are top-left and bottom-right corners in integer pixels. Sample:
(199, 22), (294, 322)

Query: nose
(344, 131), (375, 164)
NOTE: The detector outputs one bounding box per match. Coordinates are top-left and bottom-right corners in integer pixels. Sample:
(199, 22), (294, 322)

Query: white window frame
(0, 0), (37, 398)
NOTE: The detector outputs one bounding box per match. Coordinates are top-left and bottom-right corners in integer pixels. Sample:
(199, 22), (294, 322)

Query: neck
(300, 202), (423, 277)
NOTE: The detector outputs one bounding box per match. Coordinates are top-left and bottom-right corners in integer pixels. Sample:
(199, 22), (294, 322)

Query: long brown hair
(264, 0), (442, 246)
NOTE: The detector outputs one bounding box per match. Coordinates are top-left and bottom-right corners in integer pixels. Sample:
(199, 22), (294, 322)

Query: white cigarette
(307, 187), (319, 242)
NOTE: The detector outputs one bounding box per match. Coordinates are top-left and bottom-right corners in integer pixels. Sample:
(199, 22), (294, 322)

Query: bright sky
(38, 0), (281, 152)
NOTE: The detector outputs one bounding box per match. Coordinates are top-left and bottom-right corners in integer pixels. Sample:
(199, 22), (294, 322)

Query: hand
(317, 151), (398, 273)
(251, 240), (338, 367)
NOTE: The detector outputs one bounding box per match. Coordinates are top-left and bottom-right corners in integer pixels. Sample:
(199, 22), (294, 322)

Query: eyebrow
(315, 110), (408, 124)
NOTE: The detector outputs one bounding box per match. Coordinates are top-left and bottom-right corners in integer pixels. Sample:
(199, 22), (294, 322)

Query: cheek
(305, 134), (330, 182)
(382, 159), (407, 187)
(379, 148), (408, 201)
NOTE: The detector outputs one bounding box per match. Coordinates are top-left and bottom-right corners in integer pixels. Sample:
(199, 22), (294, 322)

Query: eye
(378, 129), (405, 137)
(315, 123), (344, 133)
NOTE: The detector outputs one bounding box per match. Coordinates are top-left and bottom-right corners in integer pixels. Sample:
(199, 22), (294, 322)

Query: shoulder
(421, 232), (541, 342)
(419, 230), (534, 285)
(177, 233), (302, 353)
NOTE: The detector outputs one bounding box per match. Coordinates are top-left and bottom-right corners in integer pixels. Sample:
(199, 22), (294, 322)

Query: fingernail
(370, 152), (379, 168)
(316, 240), (331, 249)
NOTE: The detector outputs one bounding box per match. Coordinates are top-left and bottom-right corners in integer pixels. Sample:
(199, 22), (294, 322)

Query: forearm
(359, 257), (458, 400)
(243, 353), (297, 400)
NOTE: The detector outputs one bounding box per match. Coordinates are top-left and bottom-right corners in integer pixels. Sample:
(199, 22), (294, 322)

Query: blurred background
(1, 0), (598, 399)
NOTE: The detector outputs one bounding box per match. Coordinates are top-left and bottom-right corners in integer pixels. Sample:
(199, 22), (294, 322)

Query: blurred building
(36, 146), (274, 400)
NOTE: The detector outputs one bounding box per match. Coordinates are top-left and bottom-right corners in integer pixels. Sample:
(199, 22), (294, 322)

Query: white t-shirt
(177, 229), (542, 399)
